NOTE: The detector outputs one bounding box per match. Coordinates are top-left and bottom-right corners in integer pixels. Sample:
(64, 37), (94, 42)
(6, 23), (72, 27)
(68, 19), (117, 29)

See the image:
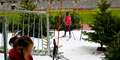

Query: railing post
(1, 16), (7, 60)
(41, 14), (43, 54)
(33, 13), (36, 42)
(38, 14), (41, 50)
(17, 12), (20, 32)
(28, 13), (30, 36)
(46, 14), (50, 56)
(12, 10), (15, 36)
(22, 12), (25, 36)
(7, 11), (10, 32)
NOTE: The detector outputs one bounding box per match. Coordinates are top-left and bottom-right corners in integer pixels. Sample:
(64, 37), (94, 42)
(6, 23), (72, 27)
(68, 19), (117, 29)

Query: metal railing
(0, 9), (50, 60)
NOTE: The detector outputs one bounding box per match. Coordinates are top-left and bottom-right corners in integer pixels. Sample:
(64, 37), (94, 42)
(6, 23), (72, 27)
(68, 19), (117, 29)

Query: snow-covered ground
(0, 30), (104, 60)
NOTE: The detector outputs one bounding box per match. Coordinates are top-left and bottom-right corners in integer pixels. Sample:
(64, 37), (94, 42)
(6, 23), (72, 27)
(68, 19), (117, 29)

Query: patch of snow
(0, 30), (103, 60)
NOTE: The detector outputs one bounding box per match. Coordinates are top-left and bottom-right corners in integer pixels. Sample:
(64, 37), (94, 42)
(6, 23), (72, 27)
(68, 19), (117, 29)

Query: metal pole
(38, 14), (41, 50)
(80, 18), (83, 40)
(17, 12), (20, 32)
(0, 9), (47, 14)
(80, 0), (84, 40)
(22, 12), (25, 36)
(33, 13), (36, 42)
(7, 11), (10, 32)
(1, 10), (5, 48)
(46, 14), (50, 56)
(28, 13), (30, 36)
(6, 11), (9, 52)
(12, 10), (15, 36)
(40, 14), (43, 54)
(1, 16), (7, 60)
(72, 31), (76, 40)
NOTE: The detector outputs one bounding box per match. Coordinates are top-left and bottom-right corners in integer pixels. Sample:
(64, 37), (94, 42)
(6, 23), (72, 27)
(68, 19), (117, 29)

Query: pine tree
(104, 31), (120, 60)
(83, 0), (120, 51)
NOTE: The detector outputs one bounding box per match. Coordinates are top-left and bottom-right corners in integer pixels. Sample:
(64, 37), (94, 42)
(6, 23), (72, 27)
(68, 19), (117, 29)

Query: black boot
(62, 35), (66, 37)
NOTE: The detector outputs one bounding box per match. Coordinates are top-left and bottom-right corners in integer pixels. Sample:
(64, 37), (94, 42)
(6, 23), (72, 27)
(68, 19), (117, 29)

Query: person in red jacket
(8, 36), (34, 60)
(62, 12), (72, 38)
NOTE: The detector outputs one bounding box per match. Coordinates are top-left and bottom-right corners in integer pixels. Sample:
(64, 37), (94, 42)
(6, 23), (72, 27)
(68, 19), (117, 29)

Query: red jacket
(63, 16), (72, 26)
(8, 48), (33, 60)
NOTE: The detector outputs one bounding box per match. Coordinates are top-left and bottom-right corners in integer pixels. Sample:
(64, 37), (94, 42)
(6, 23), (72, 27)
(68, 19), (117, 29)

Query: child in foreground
(8, 36), (34, 60)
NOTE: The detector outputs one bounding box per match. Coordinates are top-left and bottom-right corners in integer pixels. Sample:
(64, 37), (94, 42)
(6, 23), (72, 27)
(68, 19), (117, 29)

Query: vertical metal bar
(6, 11), (9, 52)
(38, 14), (41, 50)
(41, 14), (43, 54)
(17, 12), (20, 32)
(6, 11), (10, 44)
(22, 12), (25, 36)
(46, 14), (50, 56)
(12, 10), (15, 36)
(7, 11), (10, 32)
(28, 13), (30, 36)
(2, 16), (7, 60)
(1, 9), (5, 49)
(33, 13), (36, 41)
(80, 0), (84, 40)
(53, 15), (55, 36)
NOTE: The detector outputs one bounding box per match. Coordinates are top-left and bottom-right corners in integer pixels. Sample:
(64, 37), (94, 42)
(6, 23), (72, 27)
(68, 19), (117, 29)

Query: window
(11, 5), (15, 10)
(13, 1), (17, 3)
(1, 2), (5, 5)
(75, 0), (77, 3)
(8, 1), (12, 3)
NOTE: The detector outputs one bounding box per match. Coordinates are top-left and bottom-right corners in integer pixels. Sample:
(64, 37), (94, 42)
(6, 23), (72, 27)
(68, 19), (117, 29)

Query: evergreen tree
(83, 0), (120, 51)
(104, 31), (120, 60)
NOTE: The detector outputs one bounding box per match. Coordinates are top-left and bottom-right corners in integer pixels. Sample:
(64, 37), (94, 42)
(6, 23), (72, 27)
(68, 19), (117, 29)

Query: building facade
(0, 0), (120, 10)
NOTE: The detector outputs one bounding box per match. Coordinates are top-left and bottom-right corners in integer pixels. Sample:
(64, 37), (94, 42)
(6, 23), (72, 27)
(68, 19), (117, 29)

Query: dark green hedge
(19, 13), (47, 38)
(0, 12), (82, 38)
(49, 12), (81, 30)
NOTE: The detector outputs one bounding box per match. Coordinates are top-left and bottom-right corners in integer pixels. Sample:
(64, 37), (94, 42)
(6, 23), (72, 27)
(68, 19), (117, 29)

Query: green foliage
(51, 13), (65, 30)
(50, 12), (81, 30)
(70, 12), (81, 29)
(0, 46), (4, 53)
(104, 32), (120, 60)
(18, 0), (47, 37)
(49, 15), (57, 29)
(18, 13), (47, 38)
(83, 0), (120, 48)
(19, 0), (37, 11)
(98, 0), (111, 13)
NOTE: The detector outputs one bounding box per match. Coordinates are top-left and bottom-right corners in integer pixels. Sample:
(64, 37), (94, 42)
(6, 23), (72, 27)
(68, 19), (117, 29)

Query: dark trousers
(64, 26), (71, 36)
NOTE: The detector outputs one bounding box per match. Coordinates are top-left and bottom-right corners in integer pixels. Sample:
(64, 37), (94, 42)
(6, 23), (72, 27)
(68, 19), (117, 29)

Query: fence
(0, 9), (50, 60)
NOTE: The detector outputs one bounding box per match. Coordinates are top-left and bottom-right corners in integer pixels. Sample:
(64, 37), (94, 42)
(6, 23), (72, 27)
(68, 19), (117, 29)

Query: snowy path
(51, 30), (103, 60)
(0, 30), (103, 60)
